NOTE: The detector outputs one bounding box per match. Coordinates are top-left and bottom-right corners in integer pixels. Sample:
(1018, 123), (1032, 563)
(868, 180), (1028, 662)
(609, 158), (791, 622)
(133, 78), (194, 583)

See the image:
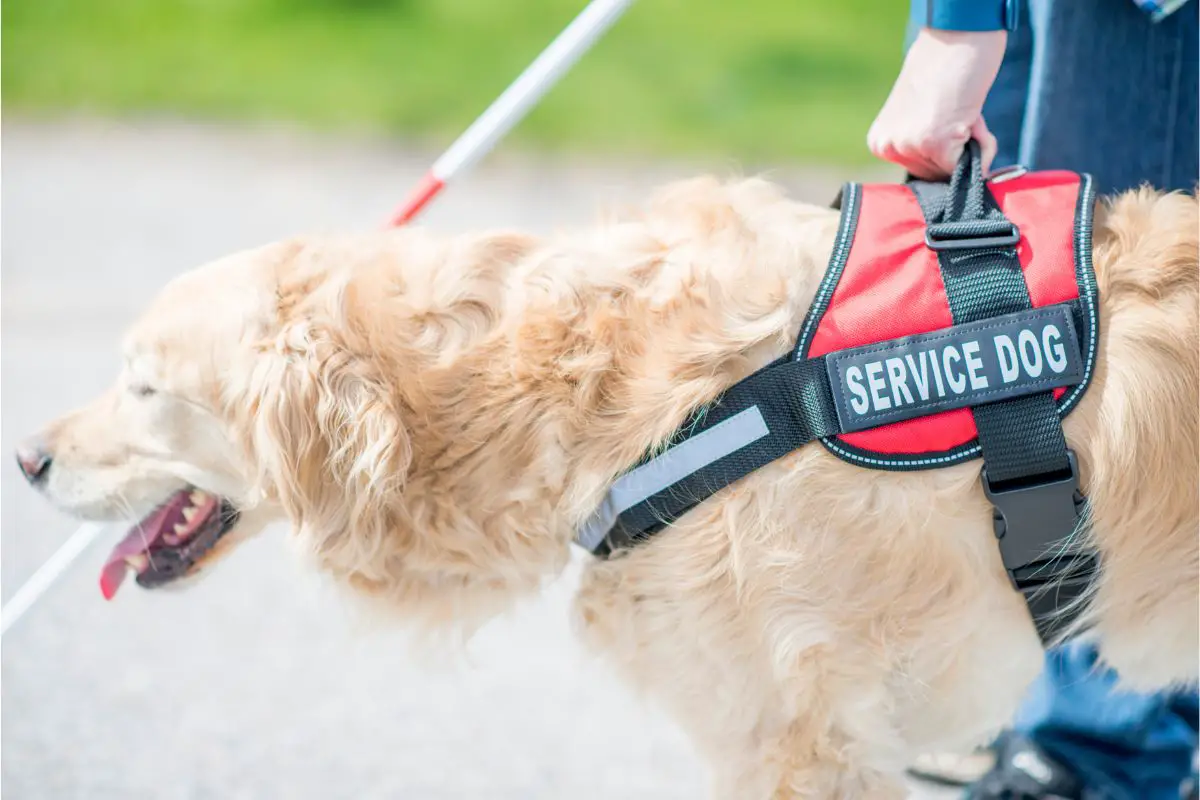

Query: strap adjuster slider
(981, 450), (1086, 587)
(925, 220), (1021, 251)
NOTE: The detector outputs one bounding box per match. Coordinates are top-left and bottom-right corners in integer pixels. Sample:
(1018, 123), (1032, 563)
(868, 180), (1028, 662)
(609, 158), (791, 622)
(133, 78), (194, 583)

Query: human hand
(868, 28), (1007, 180)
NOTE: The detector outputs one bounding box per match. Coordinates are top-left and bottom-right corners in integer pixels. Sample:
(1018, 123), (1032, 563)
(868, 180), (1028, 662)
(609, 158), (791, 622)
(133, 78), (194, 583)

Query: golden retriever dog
(17, 177), (1199, 798)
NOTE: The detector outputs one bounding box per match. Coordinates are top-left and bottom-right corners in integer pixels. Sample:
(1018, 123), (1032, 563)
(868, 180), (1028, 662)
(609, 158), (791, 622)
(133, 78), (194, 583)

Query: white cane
(389, 0), (636, 225)
(1, 523), (106, 636)
(0, 0), (636, 637)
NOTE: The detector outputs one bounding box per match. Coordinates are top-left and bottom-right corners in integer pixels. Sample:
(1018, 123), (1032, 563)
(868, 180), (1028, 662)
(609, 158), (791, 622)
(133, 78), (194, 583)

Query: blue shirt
(910, 0), (1190, 30)
(908, 0), (1020, 31)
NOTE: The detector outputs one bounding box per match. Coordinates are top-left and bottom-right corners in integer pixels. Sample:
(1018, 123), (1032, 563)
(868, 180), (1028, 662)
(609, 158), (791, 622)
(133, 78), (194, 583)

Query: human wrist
(907, 27), (1008, 81)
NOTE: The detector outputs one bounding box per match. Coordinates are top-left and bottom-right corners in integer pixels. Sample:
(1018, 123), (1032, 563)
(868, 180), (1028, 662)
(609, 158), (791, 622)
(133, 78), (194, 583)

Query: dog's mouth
(99, 488), (240, 599)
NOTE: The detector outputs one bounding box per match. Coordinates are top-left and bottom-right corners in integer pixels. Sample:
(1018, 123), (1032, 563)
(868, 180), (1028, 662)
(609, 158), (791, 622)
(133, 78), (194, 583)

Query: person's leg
(1020, 0), (1199, 194)
(1007, 640), (1199, 800)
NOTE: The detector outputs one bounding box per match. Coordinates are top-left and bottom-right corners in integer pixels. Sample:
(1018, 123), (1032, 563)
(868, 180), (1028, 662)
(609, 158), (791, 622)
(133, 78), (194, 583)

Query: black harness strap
(584, 356), (842, 556)
(913, 153), (1072, 482)
(911, 143), (1097, 641)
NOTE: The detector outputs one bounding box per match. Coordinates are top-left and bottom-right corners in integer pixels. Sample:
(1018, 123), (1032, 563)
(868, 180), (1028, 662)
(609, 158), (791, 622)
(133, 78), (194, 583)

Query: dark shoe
(965, 732), (1084, 800)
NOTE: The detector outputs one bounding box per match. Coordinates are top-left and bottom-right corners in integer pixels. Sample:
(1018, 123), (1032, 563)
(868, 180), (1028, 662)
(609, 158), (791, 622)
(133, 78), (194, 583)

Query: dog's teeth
(190, 491), (209, 505)
(174, 523), (188, 536)
(182, 507), (197, 523)
(125, 554), (149, 572)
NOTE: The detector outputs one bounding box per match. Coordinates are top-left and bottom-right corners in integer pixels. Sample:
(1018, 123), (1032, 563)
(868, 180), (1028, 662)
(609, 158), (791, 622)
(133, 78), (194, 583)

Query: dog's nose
(15, 438), (53, 485)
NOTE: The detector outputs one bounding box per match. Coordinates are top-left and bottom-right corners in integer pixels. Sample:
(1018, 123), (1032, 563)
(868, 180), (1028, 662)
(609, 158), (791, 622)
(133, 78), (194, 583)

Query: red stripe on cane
(388, 172), (446, 227)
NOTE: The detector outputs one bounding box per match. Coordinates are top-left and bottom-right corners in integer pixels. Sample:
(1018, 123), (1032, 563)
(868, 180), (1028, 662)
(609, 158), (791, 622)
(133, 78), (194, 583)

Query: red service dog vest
(579, 146), (1100, 642)
(800, 169), (1098, 468)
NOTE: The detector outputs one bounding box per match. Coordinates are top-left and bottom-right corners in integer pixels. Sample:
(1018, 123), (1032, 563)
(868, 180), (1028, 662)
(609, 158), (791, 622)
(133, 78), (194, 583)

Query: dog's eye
(129, 384), (157, 398)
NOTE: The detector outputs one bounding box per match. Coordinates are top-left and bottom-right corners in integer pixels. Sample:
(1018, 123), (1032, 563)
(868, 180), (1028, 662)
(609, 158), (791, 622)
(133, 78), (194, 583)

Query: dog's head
(17, 234), (456, 601)
(19, 229), (558, 620)
(16, 242), (290, 595)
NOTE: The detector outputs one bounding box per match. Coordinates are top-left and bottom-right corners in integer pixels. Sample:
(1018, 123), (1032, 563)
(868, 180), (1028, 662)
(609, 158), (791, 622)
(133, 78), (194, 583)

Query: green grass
(2, 0), (905, 164)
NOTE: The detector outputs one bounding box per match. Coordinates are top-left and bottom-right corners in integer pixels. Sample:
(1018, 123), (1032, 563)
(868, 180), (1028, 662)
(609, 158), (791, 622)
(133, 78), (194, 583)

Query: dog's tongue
(98, 500), (176, 600)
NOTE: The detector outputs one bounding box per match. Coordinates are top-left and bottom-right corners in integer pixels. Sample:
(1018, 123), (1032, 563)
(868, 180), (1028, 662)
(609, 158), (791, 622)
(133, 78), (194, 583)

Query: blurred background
(3, 1), (945, 798)
(5, 0), (904, 163)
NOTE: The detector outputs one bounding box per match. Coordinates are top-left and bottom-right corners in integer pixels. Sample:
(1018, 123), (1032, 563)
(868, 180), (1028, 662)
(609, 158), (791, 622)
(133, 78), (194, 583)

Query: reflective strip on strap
(576, 405), (769, 551)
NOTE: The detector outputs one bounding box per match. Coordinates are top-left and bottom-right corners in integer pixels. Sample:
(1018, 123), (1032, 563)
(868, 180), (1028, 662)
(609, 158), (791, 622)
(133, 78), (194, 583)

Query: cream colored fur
(26, 178), (1199, 798)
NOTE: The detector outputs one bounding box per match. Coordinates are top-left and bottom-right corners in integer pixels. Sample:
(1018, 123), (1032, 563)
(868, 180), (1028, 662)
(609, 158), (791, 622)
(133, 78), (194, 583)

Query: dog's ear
(246, 319), (411, 551)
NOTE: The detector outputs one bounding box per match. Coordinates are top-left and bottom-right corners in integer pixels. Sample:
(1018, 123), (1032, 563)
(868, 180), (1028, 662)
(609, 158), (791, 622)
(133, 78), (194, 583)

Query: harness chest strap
(577, 147), (1100, 644)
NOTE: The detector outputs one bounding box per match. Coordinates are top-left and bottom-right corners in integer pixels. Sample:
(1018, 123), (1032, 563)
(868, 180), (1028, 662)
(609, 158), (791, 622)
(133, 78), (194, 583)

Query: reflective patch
(576, 405), (769, 551)
(826, 304), (1083, 433)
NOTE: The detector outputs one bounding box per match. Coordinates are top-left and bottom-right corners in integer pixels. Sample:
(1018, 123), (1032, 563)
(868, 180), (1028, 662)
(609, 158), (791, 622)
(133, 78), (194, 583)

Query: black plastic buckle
(982, 451), (1086, 589)
(1017, 554), (1098, 641)
(925, 221), (1021, 251)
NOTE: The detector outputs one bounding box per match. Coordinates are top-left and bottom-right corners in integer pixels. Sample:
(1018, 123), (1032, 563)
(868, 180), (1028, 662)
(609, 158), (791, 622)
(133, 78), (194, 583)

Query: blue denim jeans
(973, 3), (1200, 798)
(983, 0), (1199, 194)
(1012, 641), (1199, 800)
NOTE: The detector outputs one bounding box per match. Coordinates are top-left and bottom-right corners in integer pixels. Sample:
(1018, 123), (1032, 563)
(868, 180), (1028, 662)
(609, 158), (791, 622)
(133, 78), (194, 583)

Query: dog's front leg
(701, 723), (910, 800)
(575, 554), (910, 800)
